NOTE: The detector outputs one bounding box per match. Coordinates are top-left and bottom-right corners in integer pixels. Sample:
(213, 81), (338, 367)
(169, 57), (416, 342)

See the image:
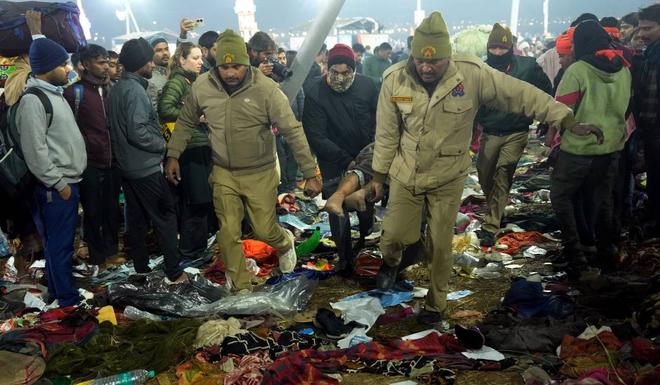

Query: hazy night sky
(36, 0), (655, 41)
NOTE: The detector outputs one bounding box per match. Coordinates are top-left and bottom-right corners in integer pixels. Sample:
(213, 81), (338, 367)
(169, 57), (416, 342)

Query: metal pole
(543, 0), (549, 36)
(280, 0), (346, 103)
(510, 0), (520, 36)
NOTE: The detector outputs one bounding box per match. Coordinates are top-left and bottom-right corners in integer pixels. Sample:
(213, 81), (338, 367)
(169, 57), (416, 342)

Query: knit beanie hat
(488, 23), (513, 50)
(215, 29), (249, 66)
(555, 27), (575, 55)
(571, 13), (599, 27)
(573, 20), (611, 60)
(149, 37), (168, 48)
(327, 44), (356, 70)
(29, 38), (69, 75)
(119, 37), (154, 72)
(412, 12), (452, 60)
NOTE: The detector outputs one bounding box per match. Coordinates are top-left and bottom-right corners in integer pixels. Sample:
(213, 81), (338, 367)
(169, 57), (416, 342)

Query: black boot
(376, 263), (398, 291)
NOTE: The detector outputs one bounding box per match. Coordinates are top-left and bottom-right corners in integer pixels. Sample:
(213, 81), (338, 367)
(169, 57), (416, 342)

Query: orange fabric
(556, 33), (573, 56)
(492, 231), (554, 255)
(242, 239), (278, 276)
(603, 27), (620, 40)
(556, 28), (575, 56)
(242, 239), (278, 260)
(595, 49), (631, 67)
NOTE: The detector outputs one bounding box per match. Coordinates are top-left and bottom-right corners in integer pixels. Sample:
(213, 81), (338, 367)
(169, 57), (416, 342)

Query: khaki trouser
(476, 132), (529, 234)
(380, 176), (464, 314)
(210, 165), (291, 290)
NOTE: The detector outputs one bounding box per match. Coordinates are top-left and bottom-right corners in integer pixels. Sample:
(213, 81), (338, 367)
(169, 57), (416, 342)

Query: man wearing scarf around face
(302, 43), (380, 274)
(474, 23), (553, 247)
(552, 20), (632, 272)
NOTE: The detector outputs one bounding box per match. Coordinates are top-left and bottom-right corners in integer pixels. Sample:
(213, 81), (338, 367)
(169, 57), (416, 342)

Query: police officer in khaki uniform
(165, 30), (322, 291)
(475, 24), (552, 246)
(369, 12), (603, 324)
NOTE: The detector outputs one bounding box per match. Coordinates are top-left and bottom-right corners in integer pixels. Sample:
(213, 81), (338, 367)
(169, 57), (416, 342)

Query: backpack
(0, 87), (53, 197)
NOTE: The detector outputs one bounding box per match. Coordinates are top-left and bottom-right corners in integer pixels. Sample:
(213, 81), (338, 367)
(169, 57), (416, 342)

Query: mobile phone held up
(191, 18), (205, 30)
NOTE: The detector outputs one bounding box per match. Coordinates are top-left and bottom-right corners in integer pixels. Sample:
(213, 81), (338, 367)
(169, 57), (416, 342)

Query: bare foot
(324, 193), (346, 217)
(344, 189), (367, 212)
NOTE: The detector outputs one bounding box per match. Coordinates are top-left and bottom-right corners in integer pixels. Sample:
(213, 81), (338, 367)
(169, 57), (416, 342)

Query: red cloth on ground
(577, 368), (634, 385)
(353, 249), (383, 278)
(559, 331), (623, 378)
(493, 231), (554, 255)
(203, 260), (227, 285)
(631, 337), (660, 364)
(636, 366), (660, 385)
(224, 351), (273, 385)
(26, 307), (99, 345)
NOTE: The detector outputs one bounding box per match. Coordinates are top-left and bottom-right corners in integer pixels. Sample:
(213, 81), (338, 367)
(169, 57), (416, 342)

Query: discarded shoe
(417, 308), (443, 326)
(455, 324), (485, 350)
(476, 229), (496, 247)
(279, 229), (297, 273)
(313, 308), (356, 339)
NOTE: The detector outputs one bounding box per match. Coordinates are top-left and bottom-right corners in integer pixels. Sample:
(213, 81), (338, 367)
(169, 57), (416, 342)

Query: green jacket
(556, 60), (631, 156)
(475, 55), (553, 136)
(373, 56), (577, 193)
(158, 68), (209, 148)
(363, 55), (392, 86)
(167, 67), (317, 178)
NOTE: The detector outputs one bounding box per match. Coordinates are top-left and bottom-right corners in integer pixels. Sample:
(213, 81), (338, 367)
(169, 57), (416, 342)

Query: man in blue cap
(16, 38), (87, 307)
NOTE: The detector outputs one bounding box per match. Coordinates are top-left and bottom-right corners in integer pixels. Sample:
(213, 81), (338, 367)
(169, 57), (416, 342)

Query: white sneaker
(279, 229), (297, 273)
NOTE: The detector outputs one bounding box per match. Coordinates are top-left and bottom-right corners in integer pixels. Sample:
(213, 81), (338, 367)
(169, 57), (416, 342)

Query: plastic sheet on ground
(202, 275), (317, 318)
(109, 273), (317, 318)
(331, 296), (385, 332)
(108, 272), (231, 317)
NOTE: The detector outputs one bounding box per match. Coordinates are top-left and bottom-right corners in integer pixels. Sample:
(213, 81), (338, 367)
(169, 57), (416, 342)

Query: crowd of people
(0, 4), (659, 326)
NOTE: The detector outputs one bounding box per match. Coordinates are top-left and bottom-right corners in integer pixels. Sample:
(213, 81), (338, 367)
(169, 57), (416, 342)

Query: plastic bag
(123, 306), (162, 321)
(471, 263), (502, 279)
(0, 229), (10, 257)
(107, 272), (231, 317)
(191, 275), (318, 319)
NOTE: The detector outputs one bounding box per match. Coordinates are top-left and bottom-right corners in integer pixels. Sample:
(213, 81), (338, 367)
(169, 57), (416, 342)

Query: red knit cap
(327, 44), (356, 70)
